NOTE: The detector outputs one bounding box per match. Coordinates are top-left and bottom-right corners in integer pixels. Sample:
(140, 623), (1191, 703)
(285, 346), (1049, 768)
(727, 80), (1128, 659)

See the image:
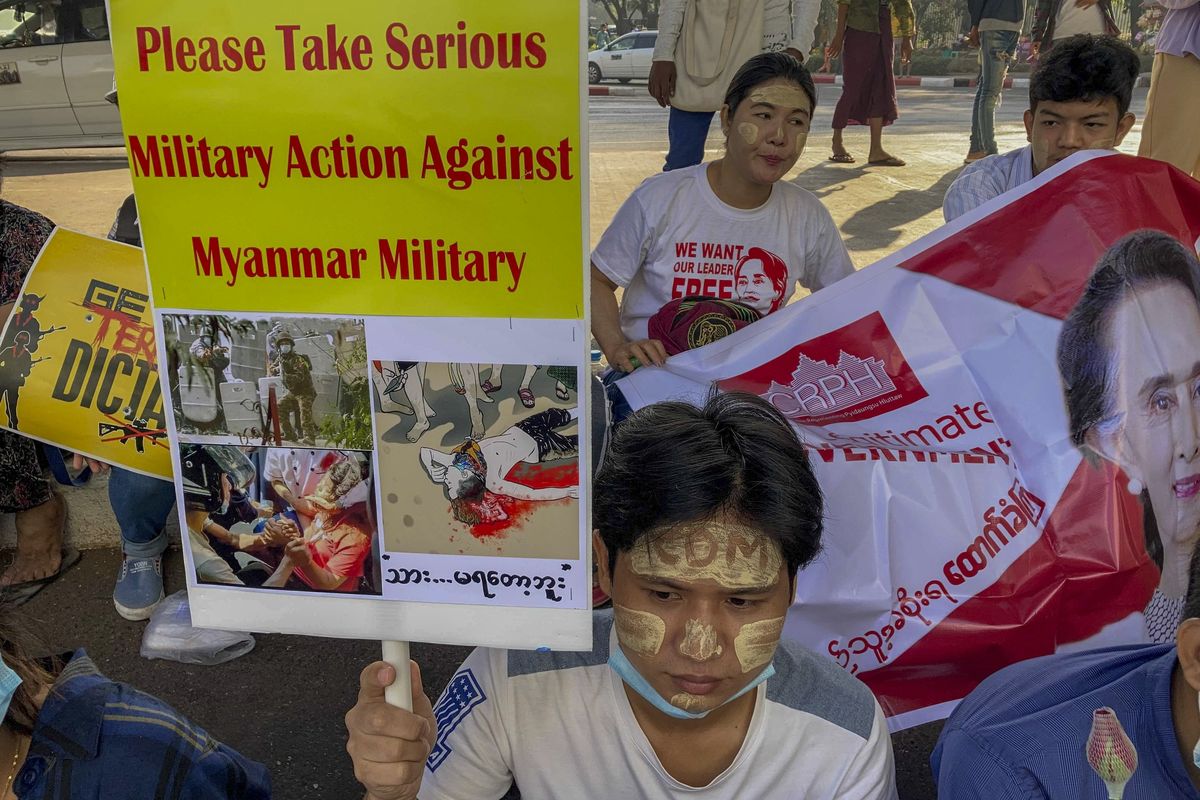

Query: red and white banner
(618, 152), (1200, 729)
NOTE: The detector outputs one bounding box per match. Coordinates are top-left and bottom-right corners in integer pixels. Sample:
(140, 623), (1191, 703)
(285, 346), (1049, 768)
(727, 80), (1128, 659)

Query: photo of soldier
(268, 330), (317, 445)
(164, 314), (369, 450)
(0, 292), (62, 430)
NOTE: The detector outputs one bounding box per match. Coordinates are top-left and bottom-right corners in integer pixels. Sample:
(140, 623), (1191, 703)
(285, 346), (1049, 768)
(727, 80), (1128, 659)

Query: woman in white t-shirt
(591, 52), (854, 374)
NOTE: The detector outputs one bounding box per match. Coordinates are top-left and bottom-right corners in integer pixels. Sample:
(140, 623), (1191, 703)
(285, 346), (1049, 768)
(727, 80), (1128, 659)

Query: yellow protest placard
(0, 229), (171, 479)
(108, 4), (583, 319)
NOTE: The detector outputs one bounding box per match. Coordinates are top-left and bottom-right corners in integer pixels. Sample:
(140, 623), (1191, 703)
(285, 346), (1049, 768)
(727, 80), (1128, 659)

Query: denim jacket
(16, 651), (271, 799)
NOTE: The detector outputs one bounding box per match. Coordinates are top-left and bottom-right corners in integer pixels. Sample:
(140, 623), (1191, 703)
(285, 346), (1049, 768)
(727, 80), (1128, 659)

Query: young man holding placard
(345, 392), (897, 799)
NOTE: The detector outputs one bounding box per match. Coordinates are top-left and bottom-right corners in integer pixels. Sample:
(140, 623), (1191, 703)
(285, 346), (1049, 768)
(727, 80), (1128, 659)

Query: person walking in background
(1031, 0), (1118, 60)
(962, 0), (1027, 164)
(1138, 0), (1200, 179)
(893, 14), (916, 76)
(649, 0), (821, 171)
(827, 0), (915, 166)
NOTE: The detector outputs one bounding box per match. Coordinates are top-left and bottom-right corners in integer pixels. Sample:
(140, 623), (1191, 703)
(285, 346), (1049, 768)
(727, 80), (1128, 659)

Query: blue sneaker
(113, 556), (164, 621)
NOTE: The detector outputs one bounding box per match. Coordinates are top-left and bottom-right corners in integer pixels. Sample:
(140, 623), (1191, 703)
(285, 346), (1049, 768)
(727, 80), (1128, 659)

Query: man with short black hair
(943, 34), (1139, 222)
(346, 392), (897, 800)
(933, 539), (1200, 797)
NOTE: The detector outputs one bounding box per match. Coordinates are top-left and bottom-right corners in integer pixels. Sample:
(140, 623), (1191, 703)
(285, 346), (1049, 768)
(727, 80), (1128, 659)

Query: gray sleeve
(653, 0), (687, 60)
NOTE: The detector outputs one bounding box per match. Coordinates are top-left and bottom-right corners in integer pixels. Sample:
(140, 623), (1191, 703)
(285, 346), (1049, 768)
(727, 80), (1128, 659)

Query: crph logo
(766, 351), (896, 417)
(718, 312), (928, 425)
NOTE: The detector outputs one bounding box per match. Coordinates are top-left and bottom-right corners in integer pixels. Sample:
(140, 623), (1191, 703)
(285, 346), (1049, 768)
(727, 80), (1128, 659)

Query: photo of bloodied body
(180, 444), (381, 595)
(372, 361), (580, 559)
(163, 314), (370, 449)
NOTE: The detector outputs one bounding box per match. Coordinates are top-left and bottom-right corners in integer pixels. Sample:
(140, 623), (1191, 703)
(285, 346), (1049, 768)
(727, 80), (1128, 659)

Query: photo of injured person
(180, 443), (381, 595)
(372, 361), (580, 559)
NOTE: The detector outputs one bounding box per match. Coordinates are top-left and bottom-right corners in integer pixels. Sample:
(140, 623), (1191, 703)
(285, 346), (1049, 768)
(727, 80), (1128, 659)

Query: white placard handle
(382, 640), (413, 711)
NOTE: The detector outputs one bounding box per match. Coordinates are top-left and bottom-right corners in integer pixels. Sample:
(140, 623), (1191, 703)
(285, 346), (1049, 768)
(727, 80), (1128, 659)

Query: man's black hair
(724, 51), (817, 117)
(1029, 35), (1140, 117)
(594, 391), (823, 579)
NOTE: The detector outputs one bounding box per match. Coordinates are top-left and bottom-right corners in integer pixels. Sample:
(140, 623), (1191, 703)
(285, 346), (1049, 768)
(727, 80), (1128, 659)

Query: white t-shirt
(1054, 0), (1105, 39)
(591, 164), (854, 342)
(421, 611), (897, 800)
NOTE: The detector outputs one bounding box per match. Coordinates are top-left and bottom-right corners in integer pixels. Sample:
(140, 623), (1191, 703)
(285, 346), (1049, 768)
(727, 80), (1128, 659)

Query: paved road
(589, 84), (1150, 152)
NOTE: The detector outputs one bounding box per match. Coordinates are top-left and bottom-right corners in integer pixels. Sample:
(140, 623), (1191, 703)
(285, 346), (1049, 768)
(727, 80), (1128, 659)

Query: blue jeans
(109, 467), (176, 559)
(600, 368), (633, 425)
(665, 107), (716, 171)
(969, 30), (1019, 154)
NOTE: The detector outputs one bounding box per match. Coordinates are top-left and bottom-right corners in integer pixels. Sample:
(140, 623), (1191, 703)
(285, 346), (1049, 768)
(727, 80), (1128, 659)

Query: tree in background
(912, 0), (963, 47)
(593, 0), (659, 34)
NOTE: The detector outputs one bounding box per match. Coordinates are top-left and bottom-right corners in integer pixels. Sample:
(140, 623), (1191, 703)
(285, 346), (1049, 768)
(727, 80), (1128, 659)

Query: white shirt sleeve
(264, 449), (289, 483)
(789, 0), (822, 53)
(833, 702), (900, 800)
(942, 161), (1008, 222)
(803, 202), (855, 292)
(420, 648), (515, 800)
(653, 0), (687, 60)
(590, 188), (652, 290)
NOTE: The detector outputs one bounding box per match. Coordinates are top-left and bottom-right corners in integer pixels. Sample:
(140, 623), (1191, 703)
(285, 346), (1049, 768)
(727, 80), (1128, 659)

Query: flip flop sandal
(555, 384), (570, 401)
(3, 547), (82, 606)
(829, 153), (856, 163)
(518, 388), (535, 409)
(867, 157), (906, 167)
(480, 380), (499, 394)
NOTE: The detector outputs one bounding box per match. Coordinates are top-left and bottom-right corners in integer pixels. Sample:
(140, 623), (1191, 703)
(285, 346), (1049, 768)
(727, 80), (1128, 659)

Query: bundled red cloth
(647, 296), (762, 356)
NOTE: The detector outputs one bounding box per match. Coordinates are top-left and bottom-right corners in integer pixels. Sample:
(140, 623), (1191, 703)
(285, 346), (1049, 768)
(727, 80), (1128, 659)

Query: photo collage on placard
(165, 313), (382, 596)
(372, 361), (580, 561)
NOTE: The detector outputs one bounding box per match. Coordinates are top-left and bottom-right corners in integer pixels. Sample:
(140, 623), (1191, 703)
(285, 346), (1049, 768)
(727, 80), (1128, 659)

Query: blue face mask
(608, 642), (775, 720)
(1193, 693), (1200, 769)
(0, 654), (22, 722)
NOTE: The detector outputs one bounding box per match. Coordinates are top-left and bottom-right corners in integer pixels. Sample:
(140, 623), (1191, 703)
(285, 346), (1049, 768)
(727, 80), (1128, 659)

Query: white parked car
(0, 0), (121, 151)
(587, 30), (657, 85)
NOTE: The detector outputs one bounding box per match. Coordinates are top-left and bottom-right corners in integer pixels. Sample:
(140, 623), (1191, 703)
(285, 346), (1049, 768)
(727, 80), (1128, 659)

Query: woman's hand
(827, 34), (844, 59)
(607, 338), (668, 373)
(285, 537), (312, 569)
(71, 453), (110, 474)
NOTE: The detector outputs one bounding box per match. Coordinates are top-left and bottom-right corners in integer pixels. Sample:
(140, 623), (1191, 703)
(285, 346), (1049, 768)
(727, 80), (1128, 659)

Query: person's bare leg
(831, 127), (852, 160)
(404, 364), (434, 442)
(485, 363), (503, 392)
(2, 492), (65, 585)
(460, 363), (487, 437)
(868, 117), (904, 164)
(519, 365), (537, 391)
